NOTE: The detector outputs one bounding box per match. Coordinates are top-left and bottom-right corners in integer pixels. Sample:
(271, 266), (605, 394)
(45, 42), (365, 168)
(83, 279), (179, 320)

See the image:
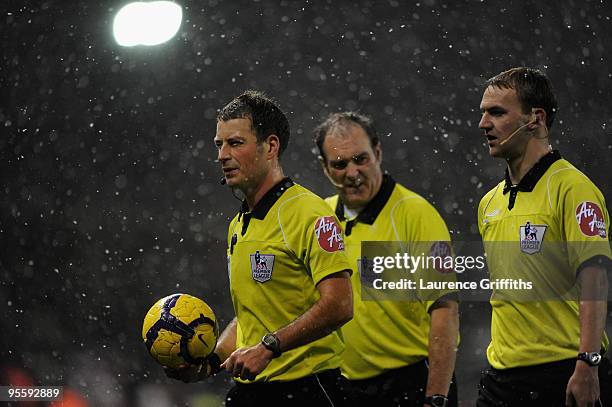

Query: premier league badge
(519, 221), (547, 254)
(250, 250), (275, 283)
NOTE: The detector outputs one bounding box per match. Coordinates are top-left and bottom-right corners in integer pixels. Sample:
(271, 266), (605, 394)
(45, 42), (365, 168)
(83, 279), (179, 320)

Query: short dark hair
(485, 67), (558, 129)
(313, 111), (379, 161)
(217, 90), (290, 156)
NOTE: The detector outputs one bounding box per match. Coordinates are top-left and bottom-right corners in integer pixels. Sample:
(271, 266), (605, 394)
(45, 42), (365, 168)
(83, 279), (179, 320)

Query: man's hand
(164, 363), (210, 383)
(221, 343), (274, 381)
(565, 362), (600, 407)
(164, 353), (221, 383)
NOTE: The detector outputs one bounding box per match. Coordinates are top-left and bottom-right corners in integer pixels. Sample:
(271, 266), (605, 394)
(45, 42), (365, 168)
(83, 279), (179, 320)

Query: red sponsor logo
(314, 216), (344, 252)
(575, 201), (607, 238)
(429, 241), (454, 273)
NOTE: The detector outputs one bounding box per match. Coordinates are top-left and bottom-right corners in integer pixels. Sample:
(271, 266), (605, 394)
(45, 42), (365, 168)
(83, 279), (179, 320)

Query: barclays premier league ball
(142, 293), (219, 369)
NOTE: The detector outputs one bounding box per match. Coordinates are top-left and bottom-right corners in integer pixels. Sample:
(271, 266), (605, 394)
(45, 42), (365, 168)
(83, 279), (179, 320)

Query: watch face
(579, 352), (602, 366)
(429, 396), (447, 407)
(261, 333), (281, 357)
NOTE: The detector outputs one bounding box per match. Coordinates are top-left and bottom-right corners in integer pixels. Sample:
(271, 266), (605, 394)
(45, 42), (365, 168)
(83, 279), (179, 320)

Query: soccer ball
(142, 293), (219, 369)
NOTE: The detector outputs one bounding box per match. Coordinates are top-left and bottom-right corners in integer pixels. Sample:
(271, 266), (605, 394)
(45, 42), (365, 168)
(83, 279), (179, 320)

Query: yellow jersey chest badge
(250, 251), (275, 283)
(519, 222), (548, 254)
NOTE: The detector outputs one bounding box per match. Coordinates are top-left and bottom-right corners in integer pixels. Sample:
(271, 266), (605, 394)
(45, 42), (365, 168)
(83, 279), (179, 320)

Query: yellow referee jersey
(227, 178), (352, 382)
(326, 175), (456, 380)
(478, 150), (611, 369)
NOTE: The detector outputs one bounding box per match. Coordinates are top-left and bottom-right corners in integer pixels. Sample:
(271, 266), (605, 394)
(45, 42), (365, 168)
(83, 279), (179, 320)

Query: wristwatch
(261, 333), (282, 358)
(577, 352), (602, 366)
(423, 394), (448, 407)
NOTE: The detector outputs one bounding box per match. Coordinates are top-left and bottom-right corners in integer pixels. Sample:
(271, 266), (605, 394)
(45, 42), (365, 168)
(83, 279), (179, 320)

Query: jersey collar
(239, 177), (295, 220)
(237, 177), (294, 236)
(503, 150), (561, 194)
(335, 174), (395, 235)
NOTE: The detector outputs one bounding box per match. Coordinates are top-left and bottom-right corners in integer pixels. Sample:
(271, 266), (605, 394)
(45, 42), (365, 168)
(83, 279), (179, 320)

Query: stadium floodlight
(113, 1), (182, 47)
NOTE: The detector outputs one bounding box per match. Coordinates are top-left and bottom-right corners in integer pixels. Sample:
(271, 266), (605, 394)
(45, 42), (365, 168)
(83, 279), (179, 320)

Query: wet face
(214, 118), (268, 191)
(479, 86), (533, 159)
(320, 123), (383, 210)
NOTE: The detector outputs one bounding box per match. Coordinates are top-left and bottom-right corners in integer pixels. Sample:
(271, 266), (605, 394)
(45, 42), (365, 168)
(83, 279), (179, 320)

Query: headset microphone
(220, 177), (227, 185)
(325, 175), (363, 189)
(498, 114), (538, 146)
(328, 178), (345, 188)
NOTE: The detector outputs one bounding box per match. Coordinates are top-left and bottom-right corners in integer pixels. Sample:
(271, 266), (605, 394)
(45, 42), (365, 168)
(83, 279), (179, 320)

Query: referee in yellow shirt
(167, 91), (354, 406)
(314, 112), (459, 407)
(477, 67), (611, 406)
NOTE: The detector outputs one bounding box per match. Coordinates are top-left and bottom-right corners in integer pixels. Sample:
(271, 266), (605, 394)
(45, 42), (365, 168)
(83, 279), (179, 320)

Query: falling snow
(1, 1), (611, 405)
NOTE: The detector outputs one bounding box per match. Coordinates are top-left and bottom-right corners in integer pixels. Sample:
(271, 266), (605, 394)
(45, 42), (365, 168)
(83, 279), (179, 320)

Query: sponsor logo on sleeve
(250, 251), (275, 283)
(575, 202), (607, 238)
(519, 222), (547, 254)
(357, 257), (376, 285)
(429, 241), (454, 273)
(314, 216), (344, 252)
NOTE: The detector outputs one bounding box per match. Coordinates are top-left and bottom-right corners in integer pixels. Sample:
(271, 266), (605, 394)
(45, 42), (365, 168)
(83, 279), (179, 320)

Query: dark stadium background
(1, 0), (611, 405)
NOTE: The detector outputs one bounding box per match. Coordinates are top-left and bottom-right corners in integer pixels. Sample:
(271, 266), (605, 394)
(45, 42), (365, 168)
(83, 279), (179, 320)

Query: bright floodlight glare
(113, 1), (182, 47)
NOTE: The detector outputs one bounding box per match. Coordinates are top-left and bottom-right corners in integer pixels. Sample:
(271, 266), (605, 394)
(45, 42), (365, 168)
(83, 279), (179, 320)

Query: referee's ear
(265, 134), (281, 160)
(374, 142), (382, 163)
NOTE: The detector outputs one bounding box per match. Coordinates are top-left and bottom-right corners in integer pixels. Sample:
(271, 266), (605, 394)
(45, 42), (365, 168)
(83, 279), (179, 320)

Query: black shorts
(348, 359), (458, 407)
(477, 356), (612, 407)
(225, 368), (352, 407)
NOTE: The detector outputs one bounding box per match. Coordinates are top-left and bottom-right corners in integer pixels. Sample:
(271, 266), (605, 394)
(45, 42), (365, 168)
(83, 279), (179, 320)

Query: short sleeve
(279, 194), (352, 285)
(394, 197), (457, 308)
(559, 181), (611, 272)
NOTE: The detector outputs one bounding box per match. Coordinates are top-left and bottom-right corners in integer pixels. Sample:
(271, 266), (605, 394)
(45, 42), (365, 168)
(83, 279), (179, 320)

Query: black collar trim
(240, 177), (294, 220)
(335, 174), (395, 226)
(503, 150), (562, 194)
